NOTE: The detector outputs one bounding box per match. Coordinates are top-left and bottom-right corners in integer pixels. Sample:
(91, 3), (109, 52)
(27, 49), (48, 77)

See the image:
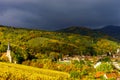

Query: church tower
(6, 43), (12, 63)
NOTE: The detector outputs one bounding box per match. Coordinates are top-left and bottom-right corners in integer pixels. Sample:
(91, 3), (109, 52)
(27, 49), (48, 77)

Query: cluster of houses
(59, 50), (120, 79)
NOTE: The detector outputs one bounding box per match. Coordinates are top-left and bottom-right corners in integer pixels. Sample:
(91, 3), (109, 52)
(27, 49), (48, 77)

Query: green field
(0, 62), (70, 80)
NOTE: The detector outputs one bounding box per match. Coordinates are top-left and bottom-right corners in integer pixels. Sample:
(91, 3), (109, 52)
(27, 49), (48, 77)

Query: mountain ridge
(95, 25), (120, 40)
(56, 25), (120, 41)
(56, 26), (114, 40)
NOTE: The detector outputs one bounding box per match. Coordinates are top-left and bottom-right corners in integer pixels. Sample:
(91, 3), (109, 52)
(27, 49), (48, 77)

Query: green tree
(94, 39), (118, 55)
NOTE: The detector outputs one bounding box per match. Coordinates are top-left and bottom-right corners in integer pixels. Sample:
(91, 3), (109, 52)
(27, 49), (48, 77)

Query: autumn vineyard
(0, 62), (70, 80)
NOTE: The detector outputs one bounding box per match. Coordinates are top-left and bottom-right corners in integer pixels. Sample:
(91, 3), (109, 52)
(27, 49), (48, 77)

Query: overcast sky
(0, 0), (120, 30)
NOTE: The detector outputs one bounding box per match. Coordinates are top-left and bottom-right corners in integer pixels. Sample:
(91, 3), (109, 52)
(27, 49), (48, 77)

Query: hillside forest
(0, 26), (120, 79)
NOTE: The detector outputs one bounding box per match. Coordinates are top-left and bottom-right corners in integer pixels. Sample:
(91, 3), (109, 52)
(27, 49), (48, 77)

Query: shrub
(100, 57), (111, 62)
(70, 71), (80, 79)
(96, 62), (113, 73)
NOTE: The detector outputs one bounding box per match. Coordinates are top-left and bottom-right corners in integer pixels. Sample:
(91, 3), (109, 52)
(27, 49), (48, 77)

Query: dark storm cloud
(0, 0), (120, 30)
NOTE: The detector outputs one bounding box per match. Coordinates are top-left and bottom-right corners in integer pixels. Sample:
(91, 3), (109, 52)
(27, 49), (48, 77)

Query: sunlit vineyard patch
(0, 62), (70, 80)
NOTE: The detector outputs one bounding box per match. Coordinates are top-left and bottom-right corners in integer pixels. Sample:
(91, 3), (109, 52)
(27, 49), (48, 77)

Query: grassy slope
(0, 62), (70, 80)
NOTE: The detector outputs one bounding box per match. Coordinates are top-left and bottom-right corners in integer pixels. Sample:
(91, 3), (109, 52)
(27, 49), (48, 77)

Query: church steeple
(6, 42), (12, 63)
(7, 42), (10, 50)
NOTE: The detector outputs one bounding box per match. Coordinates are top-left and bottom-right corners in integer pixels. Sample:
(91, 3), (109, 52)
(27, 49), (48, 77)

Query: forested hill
(56, 26), (120, 41)
(56, 26), (115, 40)
(0, 25), (119, 63)
(95, 25), (120, 40)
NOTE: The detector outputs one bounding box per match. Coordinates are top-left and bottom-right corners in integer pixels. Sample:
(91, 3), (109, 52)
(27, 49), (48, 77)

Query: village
(2, 42), (120, 79)
(59, 50), (120, 79)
